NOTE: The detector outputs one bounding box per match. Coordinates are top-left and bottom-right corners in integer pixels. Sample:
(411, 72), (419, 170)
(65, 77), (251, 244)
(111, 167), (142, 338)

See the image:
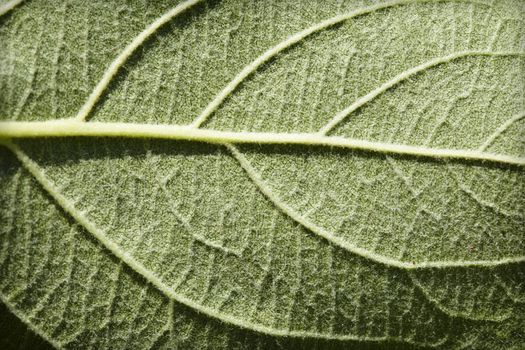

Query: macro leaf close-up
(0, 0), (524, 349)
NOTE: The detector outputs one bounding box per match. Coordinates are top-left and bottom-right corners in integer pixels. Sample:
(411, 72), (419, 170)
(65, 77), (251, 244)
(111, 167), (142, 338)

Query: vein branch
(408, 273), (512, 322)
(224, 143), (525, 269)
(74, 0), (203, 122)
(478, 111), (525, 151)
(319, 51), (524, 135)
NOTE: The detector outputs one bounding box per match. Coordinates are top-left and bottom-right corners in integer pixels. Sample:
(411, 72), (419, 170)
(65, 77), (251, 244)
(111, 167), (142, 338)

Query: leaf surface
(0, 0), (524, 349)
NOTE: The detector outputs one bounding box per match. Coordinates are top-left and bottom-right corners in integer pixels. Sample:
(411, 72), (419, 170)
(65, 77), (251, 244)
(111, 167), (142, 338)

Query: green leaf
(0, 0), (523, 349)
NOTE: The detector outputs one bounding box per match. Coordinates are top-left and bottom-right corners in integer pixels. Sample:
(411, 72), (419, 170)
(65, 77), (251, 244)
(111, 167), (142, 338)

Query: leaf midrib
(1, 120), (524, 166)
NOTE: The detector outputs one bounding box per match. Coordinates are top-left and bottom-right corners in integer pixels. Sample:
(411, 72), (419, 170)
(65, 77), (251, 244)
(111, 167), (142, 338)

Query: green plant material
(0, 0), (523, 349)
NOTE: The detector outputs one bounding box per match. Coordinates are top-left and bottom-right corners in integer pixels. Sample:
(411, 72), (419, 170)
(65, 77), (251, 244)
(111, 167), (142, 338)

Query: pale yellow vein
(0, 0), (23, 17)
(224, 143), (525, 269)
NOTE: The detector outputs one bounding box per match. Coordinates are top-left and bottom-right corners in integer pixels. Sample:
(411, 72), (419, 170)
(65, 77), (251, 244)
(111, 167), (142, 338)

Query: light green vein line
(225, 144), (525, 269)
(0, 0), (23, 17)
(190, 0), (491, 128)
(74, 0), (203, 122)
(0, 120), (523, 166)
(319, 51), (525, 135)
(0, 140), (442, 346)
(408, 273), (511, 322)
(0, 292), (63, 349)
(479, 111), (525, 151)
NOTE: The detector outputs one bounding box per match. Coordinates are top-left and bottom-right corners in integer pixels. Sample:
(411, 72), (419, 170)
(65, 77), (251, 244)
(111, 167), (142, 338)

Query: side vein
(478, 111), (525, 151)
(74, 0), (203, 122)
(319, 51), (524, 135)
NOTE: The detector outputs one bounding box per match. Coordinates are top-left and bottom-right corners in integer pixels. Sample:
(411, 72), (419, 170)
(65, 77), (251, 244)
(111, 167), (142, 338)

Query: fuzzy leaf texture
(0, 0), (524, 349)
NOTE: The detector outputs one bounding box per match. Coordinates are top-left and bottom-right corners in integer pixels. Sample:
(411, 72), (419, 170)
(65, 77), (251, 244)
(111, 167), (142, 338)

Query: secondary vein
(319, 51), (525, 135)
(74, 0), (203, 122)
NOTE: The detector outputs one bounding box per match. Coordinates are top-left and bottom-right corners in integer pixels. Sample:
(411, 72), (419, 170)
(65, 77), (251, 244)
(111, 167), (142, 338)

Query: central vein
(0, 120), (523, 166)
